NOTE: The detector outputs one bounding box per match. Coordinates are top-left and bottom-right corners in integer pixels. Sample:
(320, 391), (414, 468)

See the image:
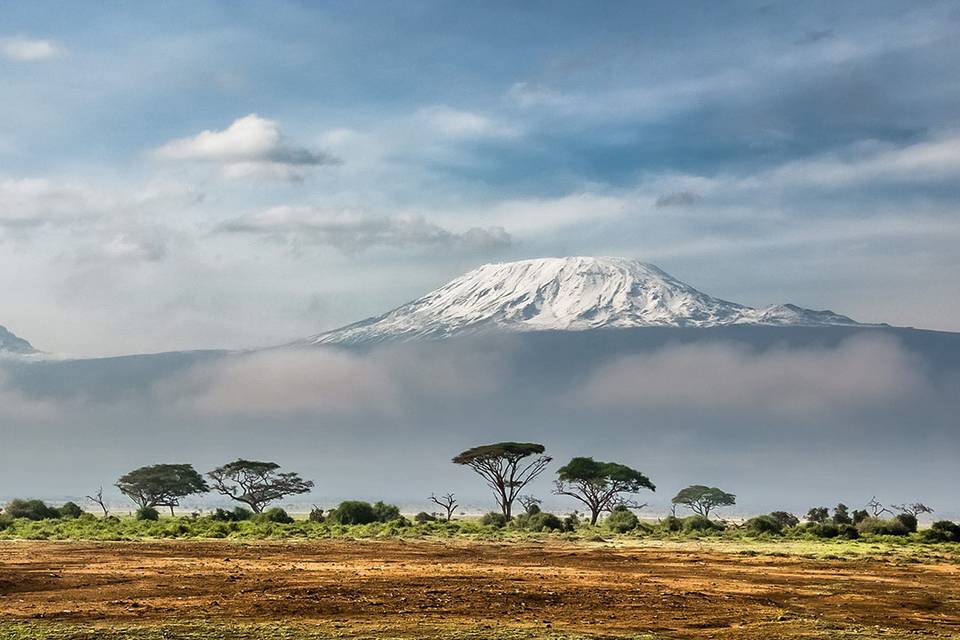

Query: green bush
(682, 515), (723, 533)
(856, 517), (909, 536)
(415, 511), (436, 523)
(660, 515), (683, 532)
(480, 511), (507, 528)
(768, 511), (799, 528)
(4, 499), (60, 520)
(57, 502), (84, 519)
(525, 512), (564, 532)
(605, 507), (639, 533)
(563, 513), (580, 531)
(921, 520), (960, 543)
(895, 513), (918, 533)
(372, 501), (401, 522)
(258, 508), (293, 524)
(328, 501), (377, 525)
(308, 507), (325, 523)
(744, 515), (782, 535)
(136, 506), (160, 521)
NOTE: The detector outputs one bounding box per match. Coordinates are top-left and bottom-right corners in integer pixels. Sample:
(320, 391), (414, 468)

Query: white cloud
(155, 114), (340, 181)
(578, 335), (928, 416)
(416, 105), (520, 139)
(0, 36), (66, 61)
(220, 205), (512, 254)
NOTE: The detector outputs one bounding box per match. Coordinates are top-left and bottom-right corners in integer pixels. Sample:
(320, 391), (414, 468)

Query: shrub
(682, 515), (723, 533)
(372, 501), (402, 522)
(136, 506), (160, 521)
(856, 517), (909, 536)
(328, 501), (377, 525)
(832, 504), (852, 525)
(895, 513), (918, 533)
(414, 511), (436, 523)
(660, 515), (683, 532)
(308, 507), (325, 523)
(852, 509), (869, 525)
(210, 506), (253, 522)
(4, 499), (60, 520)
(232, 506), (254, 521)
(768, 511), (799, 529)
(921, 520), (960, 543)
(259, 508), (293, 524)
(605, 507), (639, 533)
(744, 515), (782, 535)
(805, 507), (829, 524)
(57, 502), (84, 519)
(526, 512), (564, 532)
(480, 511), (507, 528)
(563, 513), (580, 531)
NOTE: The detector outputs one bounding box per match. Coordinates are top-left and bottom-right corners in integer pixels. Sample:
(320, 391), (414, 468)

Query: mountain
(0, 325), (37, 355)
(302, 256), (863, 346)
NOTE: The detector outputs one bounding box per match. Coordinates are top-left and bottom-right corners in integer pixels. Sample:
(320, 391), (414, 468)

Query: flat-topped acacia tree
(553, 457), (655, 525)
(207, 460), (314, 513)
(116, 464), (209, 515)
(453, 442), (551, 519)
(671, 485), (736, 519)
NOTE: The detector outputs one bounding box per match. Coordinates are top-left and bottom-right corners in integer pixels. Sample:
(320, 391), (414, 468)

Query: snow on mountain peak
(304, 256), (861, 345)
(0, 325), (38, 355)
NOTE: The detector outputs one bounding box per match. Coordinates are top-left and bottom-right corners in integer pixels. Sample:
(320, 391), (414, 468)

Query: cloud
(577, 335), (929, 416)
(0, 178), (106, 228)
(101, 233), (168, 262)
(219, 206), (512, 253)
(654, 191), (701, 208)
(155, 114), (340, 181)
(158, 343), (507, 417)
(0, 36), (66, 61)
(416, 105), (520, 139)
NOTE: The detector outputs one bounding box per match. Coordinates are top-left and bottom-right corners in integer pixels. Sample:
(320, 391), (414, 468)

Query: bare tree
(86, 486), (109, 517)
(429, 493), (459, 522)
(867, 496), (893, 517)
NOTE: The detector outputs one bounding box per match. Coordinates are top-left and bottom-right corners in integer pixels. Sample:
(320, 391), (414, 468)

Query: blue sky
(2, 1), (960, 355)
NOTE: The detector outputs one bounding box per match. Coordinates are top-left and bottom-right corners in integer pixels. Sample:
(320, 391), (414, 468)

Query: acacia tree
(552, 457), (656, 525)
(429, 493), (459, 522)
(453, 442), (551, 519)
(207, 460), (314, 513)
(671, 485), (736, 519)
(116, 464), (209, 515)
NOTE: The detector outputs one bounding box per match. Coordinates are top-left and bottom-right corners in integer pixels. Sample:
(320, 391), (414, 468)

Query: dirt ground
(1, 538), (959, 639)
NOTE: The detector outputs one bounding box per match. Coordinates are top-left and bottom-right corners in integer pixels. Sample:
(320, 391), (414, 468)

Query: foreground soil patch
(0, 539), (958, 639)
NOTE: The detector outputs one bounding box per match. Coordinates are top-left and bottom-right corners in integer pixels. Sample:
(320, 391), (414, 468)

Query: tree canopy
(207, 459), (313, 513)
(453, 442), (551, 519)
(553, 457), (655, 525)
(671, 485), (736, 519)
(116, 464), (209, 514)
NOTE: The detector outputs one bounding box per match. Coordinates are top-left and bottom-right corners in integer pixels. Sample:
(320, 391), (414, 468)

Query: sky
(1, 1), (959, 356)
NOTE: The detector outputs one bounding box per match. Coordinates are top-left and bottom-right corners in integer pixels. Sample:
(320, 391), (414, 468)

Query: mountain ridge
(303, 256), (864, 346)
(0, 325), (37, 355)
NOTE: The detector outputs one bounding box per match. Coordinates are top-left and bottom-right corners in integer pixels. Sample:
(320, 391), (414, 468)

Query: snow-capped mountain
(0, 325), (37, 355)
(303, 257), (861, 346)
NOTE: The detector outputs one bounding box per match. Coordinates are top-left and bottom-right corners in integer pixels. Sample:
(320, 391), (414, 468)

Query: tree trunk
(590, 508), (600, 525)
(169, 505), (175, 516)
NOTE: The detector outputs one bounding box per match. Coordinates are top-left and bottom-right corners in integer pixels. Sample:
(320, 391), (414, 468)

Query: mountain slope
(0, 325), (37, 355)
(303, 257), (862, 346)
